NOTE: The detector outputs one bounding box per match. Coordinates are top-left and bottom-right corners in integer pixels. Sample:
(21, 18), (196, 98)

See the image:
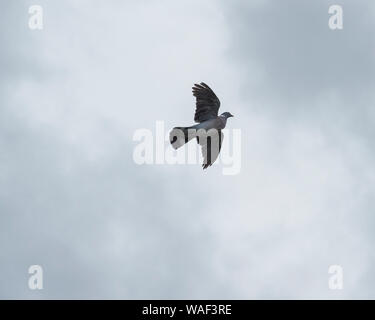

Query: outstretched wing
(197, 129), (224, 169)
(192, 82), (221, 123)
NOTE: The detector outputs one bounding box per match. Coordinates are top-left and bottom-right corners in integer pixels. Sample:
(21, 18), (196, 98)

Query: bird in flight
(169, 82), (234, 169)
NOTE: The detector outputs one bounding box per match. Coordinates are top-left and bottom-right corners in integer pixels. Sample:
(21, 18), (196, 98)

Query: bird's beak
(230, 114), (234, 117)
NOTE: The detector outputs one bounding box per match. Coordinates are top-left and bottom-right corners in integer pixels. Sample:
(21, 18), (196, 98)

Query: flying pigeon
(169, 82), (234, 169)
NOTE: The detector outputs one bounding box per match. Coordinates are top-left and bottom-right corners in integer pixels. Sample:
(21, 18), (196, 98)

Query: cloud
(1, 0), (375, 299)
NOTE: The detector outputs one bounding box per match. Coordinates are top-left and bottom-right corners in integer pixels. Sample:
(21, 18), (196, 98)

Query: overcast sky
(1, 0), (375, 299)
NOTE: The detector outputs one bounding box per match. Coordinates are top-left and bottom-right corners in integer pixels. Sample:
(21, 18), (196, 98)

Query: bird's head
(221, 112), (234, 119)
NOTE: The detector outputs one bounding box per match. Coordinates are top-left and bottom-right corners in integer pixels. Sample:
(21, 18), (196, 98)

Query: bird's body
(194, 115), (229, 130)
(169, 82), (234, 169)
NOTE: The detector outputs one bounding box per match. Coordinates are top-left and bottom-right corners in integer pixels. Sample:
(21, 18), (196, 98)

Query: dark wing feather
(197, 129), (224, 169)
(192, 82), (220, 123)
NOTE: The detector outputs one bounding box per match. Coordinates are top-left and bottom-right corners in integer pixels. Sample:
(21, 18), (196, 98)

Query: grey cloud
(1, 0), (375, 299)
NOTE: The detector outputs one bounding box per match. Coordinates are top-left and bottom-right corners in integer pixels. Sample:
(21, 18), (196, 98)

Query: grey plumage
(169, 82), (234, 169)
(192, 82), (221, 123)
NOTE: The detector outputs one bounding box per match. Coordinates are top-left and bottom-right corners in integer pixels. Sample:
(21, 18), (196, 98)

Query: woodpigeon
(169, 82), (234, 169)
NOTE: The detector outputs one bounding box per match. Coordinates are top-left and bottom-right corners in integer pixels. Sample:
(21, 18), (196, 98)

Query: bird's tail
(169, 126), (197, 149)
